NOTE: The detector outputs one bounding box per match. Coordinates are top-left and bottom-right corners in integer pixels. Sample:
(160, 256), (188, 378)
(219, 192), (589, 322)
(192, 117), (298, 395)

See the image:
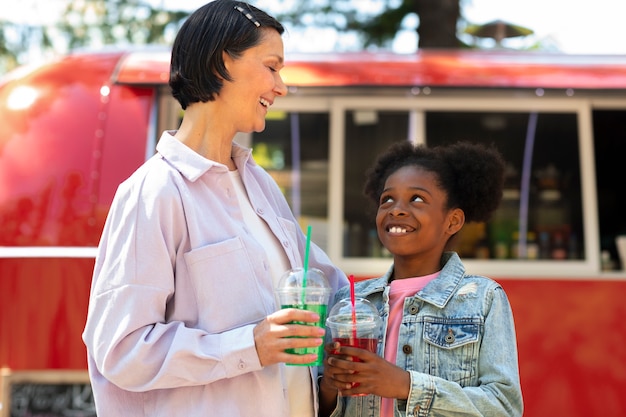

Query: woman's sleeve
(82, 176), (263, 391)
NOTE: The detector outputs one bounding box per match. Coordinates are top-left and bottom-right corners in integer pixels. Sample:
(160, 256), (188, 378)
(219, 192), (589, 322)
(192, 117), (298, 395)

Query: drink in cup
(276, 267), (331, 366)
(326, 297), (382, 394)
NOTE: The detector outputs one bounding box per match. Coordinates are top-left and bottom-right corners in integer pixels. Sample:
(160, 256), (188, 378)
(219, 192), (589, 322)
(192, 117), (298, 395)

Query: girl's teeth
(390, 226), (407, 233)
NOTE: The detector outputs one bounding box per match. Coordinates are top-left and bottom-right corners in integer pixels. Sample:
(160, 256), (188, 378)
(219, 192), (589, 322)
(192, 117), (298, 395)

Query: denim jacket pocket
(423, 318), (481, 348)
(422, 317), (482, 385)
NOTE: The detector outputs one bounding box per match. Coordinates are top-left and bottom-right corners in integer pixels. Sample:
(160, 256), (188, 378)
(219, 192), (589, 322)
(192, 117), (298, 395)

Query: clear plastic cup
(326, 297), (382, 394)
(276, 267), (331, 366)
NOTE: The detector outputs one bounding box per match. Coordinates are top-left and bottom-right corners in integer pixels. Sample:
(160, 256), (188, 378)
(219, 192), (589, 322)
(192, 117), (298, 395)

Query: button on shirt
(82, 131), (347, 417)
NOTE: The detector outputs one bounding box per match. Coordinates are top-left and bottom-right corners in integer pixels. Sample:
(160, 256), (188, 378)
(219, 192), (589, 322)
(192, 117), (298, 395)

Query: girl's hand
(318, 342), (343, 417)
(323, 344), (411, 399)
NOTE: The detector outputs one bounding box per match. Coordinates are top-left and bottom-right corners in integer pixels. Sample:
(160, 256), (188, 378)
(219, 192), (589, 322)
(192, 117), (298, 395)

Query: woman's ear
(446, 208), (465, 235)
(222, 51), (232, 73)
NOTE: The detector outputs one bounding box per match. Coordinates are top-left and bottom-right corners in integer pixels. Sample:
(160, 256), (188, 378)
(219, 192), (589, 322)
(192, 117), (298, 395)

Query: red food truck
(1, 48), (626, 416)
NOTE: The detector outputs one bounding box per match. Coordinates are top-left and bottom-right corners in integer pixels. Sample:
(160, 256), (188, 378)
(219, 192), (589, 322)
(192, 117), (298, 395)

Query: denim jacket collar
(354, 252), (466, 309)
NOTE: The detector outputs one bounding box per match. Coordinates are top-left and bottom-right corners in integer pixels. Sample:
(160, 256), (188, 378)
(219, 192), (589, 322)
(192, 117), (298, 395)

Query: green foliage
(0, 22), (18, 67)
(355, 1), (415, 47)
(59, 0), (189, 50)
(0, 20), (41, 74)
(0, 0), (190, 74)
(2, 0), (542, 75)
(269, 0), (463, 50)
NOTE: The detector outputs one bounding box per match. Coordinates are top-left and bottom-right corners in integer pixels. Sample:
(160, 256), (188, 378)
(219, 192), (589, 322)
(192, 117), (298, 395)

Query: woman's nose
(275, 74), (288, 96)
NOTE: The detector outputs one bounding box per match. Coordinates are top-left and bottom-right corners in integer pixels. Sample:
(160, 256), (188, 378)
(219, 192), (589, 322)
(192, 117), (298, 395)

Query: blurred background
(2, 2), (626, 417)
(1, 0), (626, 74)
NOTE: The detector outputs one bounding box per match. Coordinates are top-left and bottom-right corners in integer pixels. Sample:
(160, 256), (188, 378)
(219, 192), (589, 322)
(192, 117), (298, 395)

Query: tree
(0, 0), (467, 74)
(0, 20), (55, 74)
(0, 22), (21, 72)
(0, 0), (189, 74)
(269, 0), (464, 50)
(58, 0), (188, 51)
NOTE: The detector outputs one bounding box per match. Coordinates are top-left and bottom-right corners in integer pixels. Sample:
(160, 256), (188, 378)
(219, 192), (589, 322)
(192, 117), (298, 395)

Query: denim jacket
(327, 252), (523, 417)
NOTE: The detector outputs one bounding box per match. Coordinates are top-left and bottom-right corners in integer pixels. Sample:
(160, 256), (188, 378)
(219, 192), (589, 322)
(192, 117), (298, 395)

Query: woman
(82, 1), (347, 416)
(319, 141), (523, 416)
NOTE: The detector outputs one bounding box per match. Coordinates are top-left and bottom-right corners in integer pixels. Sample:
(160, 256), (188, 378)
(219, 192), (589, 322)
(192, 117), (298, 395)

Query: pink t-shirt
(381, 272), (438, 417)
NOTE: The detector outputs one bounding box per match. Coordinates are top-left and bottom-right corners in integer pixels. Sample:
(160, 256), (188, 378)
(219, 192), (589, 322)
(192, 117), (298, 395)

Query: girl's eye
(411, 195), (424, 203)
(380, 195), (393, 205)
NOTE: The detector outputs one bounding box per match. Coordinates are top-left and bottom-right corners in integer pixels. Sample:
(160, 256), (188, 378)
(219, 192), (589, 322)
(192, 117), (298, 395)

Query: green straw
(301, 225), (312, 305)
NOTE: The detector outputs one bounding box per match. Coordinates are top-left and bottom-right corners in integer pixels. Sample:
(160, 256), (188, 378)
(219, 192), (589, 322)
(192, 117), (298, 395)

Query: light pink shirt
(381, 273), (438, 417)
(82, 132), (347, 417)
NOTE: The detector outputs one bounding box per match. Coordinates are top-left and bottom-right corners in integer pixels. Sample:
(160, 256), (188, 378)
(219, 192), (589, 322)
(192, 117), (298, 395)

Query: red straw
(349, 275), (357, 341)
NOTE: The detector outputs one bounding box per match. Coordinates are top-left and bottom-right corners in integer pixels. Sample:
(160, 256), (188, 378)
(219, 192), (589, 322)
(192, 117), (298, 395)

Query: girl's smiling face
(376, 165), (464, 277)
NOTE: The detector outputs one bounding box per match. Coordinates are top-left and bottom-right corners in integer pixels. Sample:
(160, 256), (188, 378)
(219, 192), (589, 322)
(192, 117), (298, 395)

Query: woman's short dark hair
(169, 0), (284, 109)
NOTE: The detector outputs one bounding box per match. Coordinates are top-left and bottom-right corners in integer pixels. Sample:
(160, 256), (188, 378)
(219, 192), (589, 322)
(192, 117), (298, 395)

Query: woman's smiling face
(376, 165), (462, 269)
(220, 28), (287, 133)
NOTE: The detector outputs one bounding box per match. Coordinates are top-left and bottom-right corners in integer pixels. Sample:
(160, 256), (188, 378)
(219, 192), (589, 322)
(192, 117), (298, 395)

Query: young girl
(319, 141), (523, 417)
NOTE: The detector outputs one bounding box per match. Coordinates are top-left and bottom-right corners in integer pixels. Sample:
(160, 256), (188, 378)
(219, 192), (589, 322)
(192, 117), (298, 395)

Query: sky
(172, 0), (626, 55)
(461, 0), (626, 55)
(1, 0), (625, 57)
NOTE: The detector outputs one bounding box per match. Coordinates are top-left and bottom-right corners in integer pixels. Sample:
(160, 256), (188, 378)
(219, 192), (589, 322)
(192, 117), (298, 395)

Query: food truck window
(251, 111), (331, 251)
(343, 110), (410, 257)
(593, 109), (626, 269)
(342, 109), (584, 261)
(156, 97), (331, 250)
(154, 89), (183, 152)
(426, 111), (583, 261)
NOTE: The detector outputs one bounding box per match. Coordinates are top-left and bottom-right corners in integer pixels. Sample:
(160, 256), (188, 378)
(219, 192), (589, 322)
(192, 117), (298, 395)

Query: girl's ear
(446, 208), (465, 235)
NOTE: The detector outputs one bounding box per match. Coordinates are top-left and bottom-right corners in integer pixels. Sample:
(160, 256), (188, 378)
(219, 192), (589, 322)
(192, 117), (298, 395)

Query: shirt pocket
(422, 317), (482, 386)
(184, 236), (268, 333)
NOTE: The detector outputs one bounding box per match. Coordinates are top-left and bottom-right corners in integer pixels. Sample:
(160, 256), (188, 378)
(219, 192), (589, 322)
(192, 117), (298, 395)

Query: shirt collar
(156, 131), (255, 182)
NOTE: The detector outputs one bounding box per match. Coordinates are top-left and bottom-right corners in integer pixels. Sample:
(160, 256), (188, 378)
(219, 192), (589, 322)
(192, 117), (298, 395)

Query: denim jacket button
(445, 328), (455, 344)
(402, 344), (412, 354)
(408, 305), (419, 314)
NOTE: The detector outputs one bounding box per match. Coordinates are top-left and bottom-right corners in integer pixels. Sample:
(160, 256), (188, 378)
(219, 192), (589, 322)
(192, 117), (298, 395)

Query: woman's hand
(253, 308), (325, 366)
(322, 343), (411, 399)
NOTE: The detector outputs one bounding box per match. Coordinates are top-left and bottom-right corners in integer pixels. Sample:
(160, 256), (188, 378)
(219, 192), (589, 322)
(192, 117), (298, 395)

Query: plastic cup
(276, 267), (332, 366)
(326, 297), (382, 394)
